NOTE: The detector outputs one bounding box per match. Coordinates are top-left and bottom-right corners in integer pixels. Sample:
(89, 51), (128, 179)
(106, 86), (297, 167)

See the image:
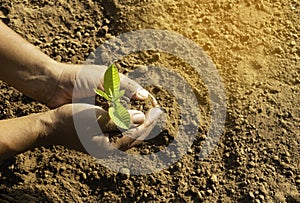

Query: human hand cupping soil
(45, 63), (150, 109)
(47, 104), (163, 158)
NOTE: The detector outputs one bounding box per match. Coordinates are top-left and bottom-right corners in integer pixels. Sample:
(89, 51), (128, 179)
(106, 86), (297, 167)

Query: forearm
(0, 111), (54, 160)
(0, 21), (61, 103)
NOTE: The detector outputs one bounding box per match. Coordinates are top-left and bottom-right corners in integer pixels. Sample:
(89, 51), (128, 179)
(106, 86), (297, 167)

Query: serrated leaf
(104, 64), (120, 97)
(94, 89), (111, 101)
(108, 104), (130, 129)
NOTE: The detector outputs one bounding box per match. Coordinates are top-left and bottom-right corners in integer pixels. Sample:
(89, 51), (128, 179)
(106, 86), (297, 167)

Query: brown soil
(0, 0), (299, 202)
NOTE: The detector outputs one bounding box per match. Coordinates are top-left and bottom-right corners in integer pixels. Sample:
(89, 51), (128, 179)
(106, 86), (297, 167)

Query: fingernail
(137, 88), (149, 99)
(132, 112), (146, 124)
(148, 107), (164, 120)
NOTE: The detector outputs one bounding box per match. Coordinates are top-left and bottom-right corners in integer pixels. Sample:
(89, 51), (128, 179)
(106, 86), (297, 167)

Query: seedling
(94, 64), (130, 129)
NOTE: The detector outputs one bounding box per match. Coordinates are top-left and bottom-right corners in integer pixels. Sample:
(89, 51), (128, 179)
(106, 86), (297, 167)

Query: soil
(0, 0), (299, 202)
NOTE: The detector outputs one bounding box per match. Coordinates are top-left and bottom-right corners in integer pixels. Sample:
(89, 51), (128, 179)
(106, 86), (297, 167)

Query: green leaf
(108, 88), (114, 99)
(113, 90), (125, 101)
(108, 104), (130, 129)
(104, 64), (120, 97)
(94, 89), (111, 101)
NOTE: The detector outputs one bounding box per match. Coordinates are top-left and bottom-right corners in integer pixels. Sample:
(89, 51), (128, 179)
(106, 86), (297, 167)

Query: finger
(120, 74), (149, 100)
(90, 134), (116, 158)
(97, 109), (146, 133)
(129, 107), (164, 144)
(115, 107), (164, 151)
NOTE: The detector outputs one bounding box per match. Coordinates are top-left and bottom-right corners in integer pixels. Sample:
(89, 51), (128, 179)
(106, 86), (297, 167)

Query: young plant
(94, 64), (131, 129)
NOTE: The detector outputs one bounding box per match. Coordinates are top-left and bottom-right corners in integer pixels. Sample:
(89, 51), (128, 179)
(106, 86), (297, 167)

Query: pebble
(290, 41), (296, 46)
(54, 55), (62, 62)
(285, 171), (294, 177)
(206, 189), (213, 195)
(96, 21), (102, 27)
(103, 18), (110, 25)
(210, 174), (218, 184)
(259, 195), (265, 200)
(176, 162), (182, 169)
(197, 191), (203, 199)
(102, 25), (109, 33)
(141, 148), (150, 154)
(76, 31), (82, 39)
(148, 53), (160, 63)
(119, 167), (131, 177)
(248, 161), (256, 168)
(91, 171), (100, 180)
(82, 43), (89, 48)
(249, 191), (255, 198)
(81, 172), (87, 180)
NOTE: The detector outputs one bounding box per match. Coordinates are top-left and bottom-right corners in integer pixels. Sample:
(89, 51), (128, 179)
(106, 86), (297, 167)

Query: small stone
(285, 170), (294, 177)
(248, 161), (256, 168)
(103, 18), (110, 25)
(249, 191), (255, 198)
(206, 189), (213, 195)
(259, 185), (267, 195)
(82, 43), (89, 48)
(54, 55), (62, 62)
(141, 148), (150, 154)
(81, 172), (87, 180)
(97, 27), (107, 36)
(102, 25), (109, 33)
(91, 171), (100, 180)
(95, 21), (101, 27)
(259, 195), (265, 200)
(210, 174), (218, 184)
(76, 31), (82, 39)
(119, 167), (130, 177)
(148, 53), (160, 63)
(290, 41), (296, 46)
(176, 162), (182, 169)
(274, 46), (284, 54)
(171, 152), (176, 158)
(197, 191), (203, 199)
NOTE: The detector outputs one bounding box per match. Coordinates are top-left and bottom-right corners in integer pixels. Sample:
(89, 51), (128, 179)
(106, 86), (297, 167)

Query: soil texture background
(0, 0), (299, 202)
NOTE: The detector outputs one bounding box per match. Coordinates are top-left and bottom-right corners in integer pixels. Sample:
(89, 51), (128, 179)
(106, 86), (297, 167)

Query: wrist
(42, 105), (86, 152)
(37, 60), (63, 105)
(33, 109), (60, 147)
(0, 110), (57, 160)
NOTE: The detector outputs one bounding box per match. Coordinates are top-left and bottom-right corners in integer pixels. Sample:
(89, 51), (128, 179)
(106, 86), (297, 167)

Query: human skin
(0, 21), (161, 160)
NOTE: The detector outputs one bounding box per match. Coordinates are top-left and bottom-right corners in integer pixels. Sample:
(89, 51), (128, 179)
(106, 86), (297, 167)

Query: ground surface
(0, 0), (299, 202)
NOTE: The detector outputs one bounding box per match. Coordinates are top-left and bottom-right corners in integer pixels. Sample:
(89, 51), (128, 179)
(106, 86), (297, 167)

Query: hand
(48, 104), (163, 158)
(45, 62), (150, 109)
